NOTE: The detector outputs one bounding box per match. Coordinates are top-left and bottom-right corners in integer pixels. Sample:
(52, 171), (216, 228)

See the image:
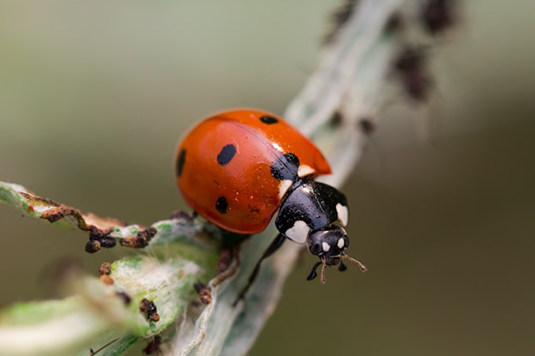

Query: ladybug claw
(338, 261), (348, 272)
(306, 261), (323, 281)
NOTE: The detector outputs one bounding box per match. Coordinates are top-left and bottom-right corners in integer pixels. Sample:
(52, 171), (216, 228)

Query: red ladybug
(175, 109), (365, 295)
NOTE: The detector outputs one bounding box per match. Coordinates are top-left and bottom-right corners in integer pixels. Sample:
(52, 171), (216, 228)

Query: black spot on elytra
(176, 149), (186, 177)
(260, 116), (278, 125)
(271, 153), (300, 181)
(217, 144), (236, 166)
(216, 196), (228, 214)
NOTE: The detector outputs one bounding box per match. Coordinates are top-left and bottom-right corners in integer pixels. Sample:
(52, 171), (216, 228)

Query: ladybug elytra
(174, 109), (365, 295)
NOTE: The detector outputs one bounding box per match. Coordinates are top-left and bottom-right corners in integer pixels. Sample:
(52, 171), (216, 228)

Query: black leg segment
(307, 261), (323, 281)
(338, 260), (348, 271)
(233, 233), (286, 306)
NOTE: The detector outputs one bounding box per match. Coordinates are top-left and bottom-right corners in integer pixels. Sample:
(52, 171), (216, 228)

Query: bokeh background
(1, 1), (534, 355)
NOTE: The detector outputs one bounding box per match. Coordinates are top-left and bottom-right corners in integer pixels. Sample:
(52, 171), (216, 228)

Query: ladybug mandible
(174, 109), (366, 295)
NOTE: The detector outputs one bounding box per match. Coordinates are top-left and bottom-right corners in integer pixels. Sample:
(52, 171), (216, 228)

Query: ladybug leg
(306, 261), (323, 281)
(338, 260), (348, 272)
(233, 233), (286, 306)
(192, 233), (244, 305)
(217, 244), (237, 273)
(209, 244), (241, 289)
(193, 245), (242, 306)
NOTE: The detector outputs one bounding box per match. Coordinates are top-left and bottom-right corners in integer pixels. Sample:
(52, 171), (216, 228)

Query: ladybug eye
(310, 242), (322, 255)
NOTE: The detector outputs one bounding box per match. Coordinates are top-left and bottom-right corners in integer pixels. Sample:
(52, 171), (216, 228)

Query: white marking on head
(298, 164), (314, 178)
(322, 242), (331, 252)
(337, 238), (345, 249)
(336, 203), (349, 226)
(284, 220), (310, 244)
(278, 180), (293, 199)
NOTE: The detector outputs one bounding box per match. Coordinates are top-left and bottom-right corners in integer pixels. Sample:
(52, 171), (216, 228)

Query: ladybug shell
(174, 109), (331, 234)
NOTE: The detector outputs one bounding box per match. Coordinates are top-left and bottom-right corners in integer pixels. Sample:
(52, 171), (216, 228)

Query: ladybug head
(308, 225), (348, 265)
(306, 225), (367, 283)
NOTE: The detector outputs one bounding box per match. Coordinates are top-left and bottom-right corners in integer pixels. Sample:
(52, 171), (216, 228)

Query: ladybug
(174, 109), (366, 297)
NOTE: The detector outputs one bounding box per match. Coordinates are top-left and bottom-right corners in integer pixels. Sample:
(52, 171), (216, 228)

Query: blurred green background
(1, 1), (534, 355)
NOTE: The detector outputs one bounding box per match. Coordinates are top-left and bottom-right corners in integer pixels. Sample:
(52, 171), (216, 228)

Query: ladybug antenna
(320, 260), (327, 284)
(305, 259), (329, 283)
(342, 254), (368, 272)
(307, 256), (366, 282)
